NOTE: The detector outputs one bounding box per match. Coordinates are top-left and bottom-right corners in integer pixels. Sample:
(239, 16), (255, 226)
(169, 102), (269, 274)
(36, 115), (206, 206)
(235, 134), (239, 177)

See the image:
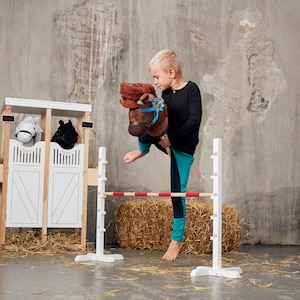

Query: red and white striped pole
(104, 192), (213, 197)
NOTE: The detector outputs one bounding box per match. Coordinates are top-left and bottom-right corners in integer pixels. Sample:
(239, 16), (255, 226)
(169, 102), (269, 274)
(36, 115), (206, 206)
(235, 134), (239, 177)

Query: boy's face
(149, 64), (174, 91)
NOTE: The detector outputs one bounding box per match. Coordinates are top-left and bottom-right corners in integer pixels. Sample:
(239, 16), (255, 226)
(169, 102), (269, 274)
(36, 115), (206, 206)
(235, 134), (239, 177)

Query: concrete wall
(0, 0), (299, 245)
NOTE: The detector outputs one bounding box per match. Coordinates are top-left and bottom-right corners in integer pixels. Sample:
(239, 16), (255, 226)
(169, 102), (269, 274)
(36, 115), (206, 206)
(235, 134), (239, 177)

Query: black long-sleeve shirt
(162, 81), (202, 155)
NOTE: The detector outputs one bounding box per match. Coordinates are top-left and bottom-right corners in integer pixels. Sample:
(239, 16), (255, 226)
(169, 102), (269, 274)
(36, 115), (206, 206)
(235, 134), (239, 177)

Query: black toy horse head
(51, 120), (78, 149)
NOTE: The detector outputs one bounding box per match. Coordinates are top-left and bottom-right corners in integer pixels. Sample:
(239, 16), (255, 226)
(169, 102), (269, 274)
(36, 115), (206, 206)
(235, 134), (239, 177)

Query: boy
(124, 49), (202, 261)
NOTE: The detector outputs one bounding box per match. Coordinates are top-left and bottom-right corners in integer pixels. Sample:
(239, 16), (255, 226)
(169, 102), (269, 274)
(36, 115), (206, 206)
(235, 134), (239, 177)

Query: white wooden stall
(0, 97), (97, 249)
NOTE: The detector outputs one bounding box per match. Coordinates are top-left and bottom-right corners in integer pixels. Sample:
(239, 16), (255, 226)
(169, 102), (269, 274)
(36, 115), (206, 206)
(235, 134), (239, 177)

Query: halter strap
(15, 130), (35, 137)
(139, 97), (165, 125)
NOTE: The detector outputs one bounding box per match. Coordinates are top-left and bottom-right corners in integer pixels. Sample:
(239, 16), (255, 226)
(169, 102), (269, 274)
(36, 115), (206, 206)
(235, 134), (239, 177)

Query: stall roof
(4, 97), (92, 117)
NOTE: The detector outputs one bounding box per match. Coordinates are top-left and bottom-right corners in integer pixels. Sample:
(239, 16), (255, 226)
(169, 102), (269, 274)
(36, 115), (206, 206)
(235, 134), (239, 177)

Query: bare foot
(162, 240), (183, 261)
(123, 149), (146, 164)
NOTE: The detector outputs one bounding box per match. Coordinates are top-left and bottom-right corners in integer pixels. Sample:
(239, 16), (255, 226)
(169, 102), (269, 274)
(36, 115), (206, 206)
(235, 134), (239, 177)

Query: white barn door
(48, 143), (84, 228)
(6, 140), (45, 227)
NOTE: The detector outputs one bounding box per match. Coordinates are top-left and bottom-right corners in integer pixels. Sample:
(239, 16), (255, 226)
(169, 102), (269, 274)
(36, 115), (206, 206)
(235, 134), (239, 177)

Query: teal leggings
(138, 138), (194, 242)
(170, 148), (194, 241)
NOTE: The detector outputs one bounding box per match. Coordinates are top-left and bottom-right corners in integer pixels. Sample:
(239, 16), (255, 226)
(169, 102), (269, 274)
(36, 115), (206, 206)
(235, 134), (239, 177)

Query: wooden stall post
(0, 106), (12, 244)
(81, 112), (90, 250)
(42, 108), (51, 242)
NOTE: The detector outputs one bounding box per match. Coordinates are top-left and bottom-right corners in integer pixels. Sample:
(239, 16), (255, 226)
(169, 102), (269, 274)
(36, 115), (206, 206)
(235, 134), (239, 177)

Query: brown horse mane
(120, 82), (157, 109)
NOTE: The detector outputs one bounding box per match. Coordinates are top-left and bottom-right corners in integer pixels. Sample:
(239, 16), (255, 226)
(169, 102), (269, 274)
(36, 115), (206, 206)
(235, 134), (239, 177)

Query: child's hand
(158, 134), (171, 148)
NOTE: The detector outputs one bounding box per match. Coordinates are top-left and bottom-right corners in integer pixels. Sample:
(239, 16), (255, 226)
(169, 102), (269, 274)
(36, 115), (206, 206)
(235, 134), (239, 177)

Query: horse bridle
(130, 97), (165, 128)
(15, 130), (35, 138)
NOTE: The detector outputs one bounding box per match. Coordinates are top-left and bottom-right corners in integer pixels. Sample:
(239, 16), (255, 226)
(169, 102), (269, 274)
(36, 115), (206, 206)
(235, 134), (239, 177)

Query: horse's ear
(59, 120), (64, 126)
(140, 93), (149, 102)
(139, 93), (155, 103)
(33, 116), (40, 123)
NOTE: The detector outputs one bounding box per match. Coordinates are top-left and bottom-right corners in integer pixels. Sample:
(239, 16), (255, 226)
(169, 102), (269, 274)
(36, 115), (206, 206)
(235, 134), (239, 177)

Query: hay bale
(115, 199), (242, 254)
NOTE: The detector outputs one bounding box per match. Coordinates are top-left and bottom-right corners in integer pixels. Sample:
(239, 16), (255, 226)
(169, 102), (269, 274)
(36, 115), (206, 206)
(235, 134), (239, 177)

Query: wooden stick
(160, 135), (171, 156)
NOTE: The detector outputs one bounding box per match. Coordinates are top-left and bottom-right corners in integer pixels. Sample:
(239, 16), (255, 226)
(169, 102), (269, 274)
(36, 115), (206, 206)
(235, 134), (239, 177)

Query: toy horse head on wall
(15, 116), (43, 147)
(51, 120), (78, 149)
(119, 82), (168, 138)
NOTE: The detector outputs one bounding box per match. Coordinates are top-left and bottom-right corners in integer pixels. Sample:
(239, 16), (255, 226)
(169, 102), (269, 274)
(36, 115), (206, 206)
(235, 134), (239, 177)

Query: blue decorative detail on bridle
(139, 97), (164, 125)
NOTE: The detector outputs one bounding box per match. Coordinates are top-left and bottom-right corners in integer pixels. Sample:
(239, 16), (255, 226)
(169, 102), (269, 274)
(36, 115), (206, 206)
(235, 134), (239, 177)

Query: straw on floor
(1, 230), (89, 257)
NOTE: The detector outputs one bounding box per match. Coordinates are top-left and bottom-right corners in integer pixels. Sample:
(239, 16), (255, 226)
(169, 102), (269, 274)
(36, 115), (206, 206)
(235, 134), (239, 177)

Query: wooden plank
(0, 106), (12, 244)
(40, 113), (46, 142)
(0, 165), (3, 182)
(77, 115), (83, 143)
(0, 114), (6, 162)
(42, 108), (51, 242)
(81, 111), (90, 250)
(87, 168), (98, 186)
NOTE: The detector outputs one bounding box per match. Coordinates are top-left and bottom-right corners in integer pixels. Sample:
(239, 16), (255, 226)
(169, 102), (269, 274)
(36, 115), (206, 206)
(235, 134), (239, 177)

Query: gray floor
(0, 245), (299, 300)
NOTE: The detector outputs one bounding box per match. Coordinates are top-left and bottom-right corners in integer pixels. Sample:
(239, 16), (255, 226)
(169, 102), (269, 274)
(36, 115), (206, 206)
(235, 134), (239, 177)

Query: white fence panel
(6, 140), (45, 227)
(48, 143), (84, 227)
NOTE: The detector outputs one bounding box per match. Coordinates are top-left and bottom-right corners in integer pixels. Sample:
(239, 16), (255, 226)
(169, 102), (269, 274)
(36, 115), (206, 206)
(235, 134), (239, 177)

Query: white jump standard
(75, 138), (242, 279)
(190, 138), (242, 278)
(75, 147), (124, 263)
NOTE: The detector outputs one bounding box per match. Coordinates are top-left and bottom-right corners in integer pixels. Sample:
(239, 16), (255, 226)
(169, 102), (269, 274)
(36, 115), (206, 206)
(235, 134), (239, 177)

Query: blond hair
(149, 49), (182, 75)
